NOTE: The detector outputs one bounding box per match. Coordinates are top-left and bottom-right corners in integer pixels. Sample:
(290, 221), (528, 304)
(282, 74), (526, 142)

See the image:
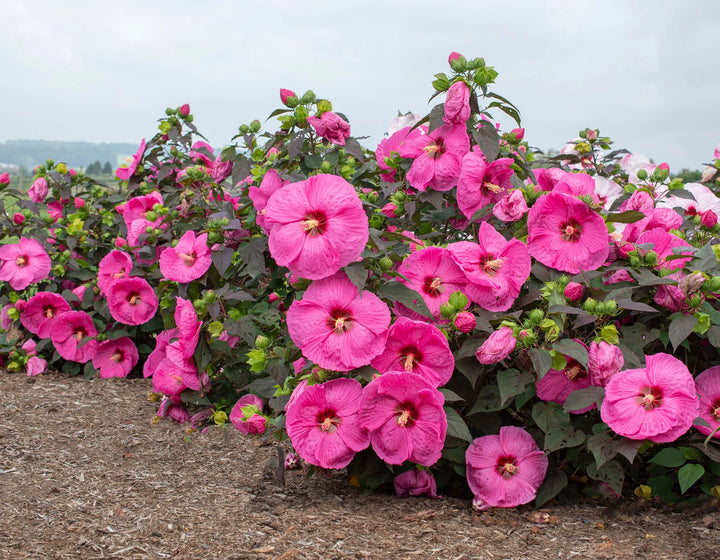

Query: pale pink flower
(0, 238), (52, 290)
(527, 192), (609, 275)
(26, 357), (48, 376)
(443, 80), (471, 124)
(106, 276), (158, 325)
(457, 147), (514, 219)
(229, 394), (267, 435)
(466, 426), (548, 509)
(307, 111), (351, 146)
(476, 327), (516, 365)
(601, 353), (698, 443)
(660, 182), (720, 218)
(386, 112), (423, 136)
(588, 341), (624, 387)
(50, 310), (98, 363)
(358, 371), (447, 466)
(116, 139), (146, 181)
(286, 271), (390, 371)
(159, 230), (212, 283)
(97, 250), (134, 295)
(394, 469), (441, 499)
(694, 366), (720, 439)
(92, 337), (139, 378)
(28, 177), (49, 203)
(493, 190), (528, 222)
(265, 174), (368, 281)
(20, 292), (71, 337)
(286, 378), (369, 469)
(370, 317), (454, 387)
(593, 176), (624, 210)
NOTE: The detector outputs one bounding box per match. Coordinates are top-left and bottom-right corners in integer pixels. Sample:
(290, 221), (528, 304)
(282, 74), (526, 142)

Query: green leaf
(528, 348), (552, 379)
(587, 459), (624, 496)
(606, 210), (646, 223)
(669, 313), (697, 350)
(343, 262), (367, 293)
(678, 463), (705, 494)
(551, 339), (589, 368)
(303, 154), (322, 169)
(444, 406), (473, 443)
(496, 369), (534, 406)
(439, 388), (464, 402)
(650, 447), (686, 468)
(469, 384), (503, 414)
(587, 433), (616, 469)
(376, 281), (433, 319)
(544, 425), (585, 452)
(563, 386), (604, 413)
(472, 121), (500, 162)
(532, 401), (569, 433)
(535, 469), (567, 507)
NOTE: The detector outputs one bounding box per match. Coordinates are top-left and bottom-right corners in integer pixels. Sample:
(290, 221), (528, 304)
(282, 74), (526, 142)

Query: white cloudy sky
(2, 0), (718, 170)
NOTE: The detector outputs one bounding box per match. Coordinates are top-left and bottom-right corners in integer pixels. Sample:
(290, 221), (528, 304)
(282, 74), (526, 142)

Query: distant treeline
(0, 139), (139, 170)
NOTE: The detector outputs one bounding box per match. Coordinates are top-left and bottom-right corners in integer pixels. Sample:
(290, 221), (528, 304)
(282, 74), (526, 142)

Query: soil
(1, 373), (718, 560)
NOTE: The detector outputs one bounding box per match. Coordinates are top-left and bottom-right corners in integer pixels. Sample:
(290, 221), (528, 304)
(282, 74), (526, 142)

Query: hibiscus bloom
(601, 353), (698, 443)
(28, 177), (49, 203)
(265, 174), (368, 281)
(26, 356), (48, 377)
(443, 80), (471, 124)
(457, 147), (515, 220)
(375, 126), (426, 182)
(694, 366), (720, 439)
(286, 271), (390, 371)
(49, 310), (98, 362)
(466, 426), (548, 509)
(143, 328), (179, 378)
(249, 169), (287, 233)
(116, 139), (146, 181)
(448, 223), (530, 312)
(476, 327), (517, 364)
(634, 228), (692, 271)
(121, 191), (163, 227)
(97, 250), (134, 295)
(370, 317), (454, 387)
(106, 276), (158, 325)
(229, 394), (267, 435)
(159, 230), (212, 283)
(394, 469), (440, 499)
(92, 337), (139, 378)
(285, 378), (369, 469)
(358, 372), (447, 466)
(307, 111), (351, 146)
(20, 292), (71, 338)
(493, 189), (528, 222)
(527, 192), (609, 275)
(0, 238), (52, 290)
(536, 347), (594, 414)
(399, 123), (469, 192)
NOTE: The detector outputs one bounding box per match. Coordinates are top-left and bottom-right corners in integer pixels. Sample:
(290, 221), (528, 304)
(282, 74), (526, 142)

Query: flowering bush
(3, 53), (720, 509)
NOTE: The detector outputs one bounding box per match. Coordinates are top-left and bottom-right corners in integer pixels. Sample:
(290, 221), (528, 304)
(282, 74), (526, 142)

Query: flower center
(15, 255), (29, 268)
(560, 219), (583, 242)
(43, 305), (56, 319)
(180, 252), (198, 266)
(482, 181), (503, 194)
(73, 327), (88, 342)
(423, 138), (445, 159)
(710, 399), (720, 423)
(637, 386), (663, 411)
(327, 308), (353, 334)
(398, 345), (423, 372)
(422, 276), (443, 298)
(395, 401), (418, 427)
(317, 409), (340, 433)
(496, 456), (518, 479)
(563, 359), (586, 381)
(302, 210), (328, 237)
(479, 253), (504, 277)
(128, 292), (141, 306)
(111, 350), (125, 363)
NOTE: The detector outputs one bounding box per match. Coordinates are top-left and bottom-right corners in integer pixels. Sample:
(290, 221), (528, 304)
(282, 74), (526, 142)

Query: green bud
(439, 303), (455, 319)
(705, 276), (720, 292)
(249, 119), (261, 133)
(652, 167), (669, 182)
(239, 124), (250, 134)
(204, 290), (217, 304)
(320, 161), (333, 173)
(316, 99), (332, 113)
(366, 191), (379, 203)
(449, 56), (466, 72)
(228, 308), (243, 321)
(165, 107), (175, 116)
(340, 165), (354, 179)
(7, 307), (20, 321)
(448, 291), (468, 311)
(255, 335), (271, 349)
(145, 210), (157, 222)
(300, 90), (316, 104)
(603, 300), (618, 315)
(378, 256), (393, 272)
(583, 298), (598, 314)
(207, 321), (224, 338)
(578, 129), (587, 139)
(636, 169), (648, 181)
(46, 159), (54, 168)
(644, 250), (657, 266)
(528, 309), (545, 325)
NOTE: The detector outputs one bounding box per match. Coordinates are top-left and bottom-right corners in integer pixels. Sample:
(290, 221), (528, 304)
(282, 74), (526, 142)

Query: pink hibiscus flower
(26, 356), (48, 377)
(634, 228), (692, 271)
(588, 341), (624, 387)
(694, 366), (720, 439)
(536, 348), (594, 414)
(307, 111), (351, 146)
(229, 394), (267, 435)
(116, 139), (146, 180)
(28, 177), (49, 203)
(493, 189), (529, 222)
(249, 169), (287, 234)
(265, 174), (368, 281)
(0, 238), (52, 290)
(466, 426), (548, 509)
(448, 223), (530, 312)
(370, 317), (454, 387)
(285, 378), (369, 469)
(49, 310), (98, 363)
(476, 326), (517, 364)
(443, 80), (471, 124)
(358, 371), (447, 466)
(92, 337), (139, 378)
(143, 328), (179, 378)
(159, 230), (212, 283)
(527, 192), (609, 275)
(121, 191), (163, 227)
(601, 353), (698, 443)
(375, 125), (426, 182)
(397, 246), (467, 319)
(286, 271), (390, 371)
(399, 123), (470, 192)
(106, 276), (158, 325)
(20, 292), (71, 338)
(394, 469), (440, 499)
(97, 250), (134, 295)
(457, 147), (515, 220)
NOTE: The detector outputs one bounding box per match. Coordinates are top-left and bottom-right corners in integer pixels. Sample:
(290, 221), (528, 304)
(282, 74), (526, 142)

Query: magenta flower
(285, 378), (369, 469)
(443, 80), (471, 124)
(159, 230), (212, 283)
(49, 310), (98, 363)
(588, 341), (624, 387)
(564, 282), (584, 302)
(92, 337), (139, 378)
(0, 172), (9, 186)
(370, 317), (454, 387)
(466, 426), (548, 509)
(265, 174), (368, 281)
(448, 223), (530, 312)
(97, 250), (134, 295)
(0, 238), (52, 290)
(106, 276), (158, 325)
(476, 327), (517, 364)
(20, 292), (71, 338)
(394, 469), (441, 499)
(229, 394), (267, 435)
(493, 189), (528, 222)
(454, 311), (476, 333)
(601, 353), (698, 443)
(249, 169), (287, 233)
(457, 147), (515, 220)
(635, 228), (692, 271)
(375, 126), (425, 182)
(116, 139), (146, 180)
(399, 123), (469, 192)
(306, 111), (351, 146)
(157, 396), (190, 424)
(121, 191), (163, 227)
(286, 271), (390, 371)
(143, 328), (179, 378)
(174, 297), (200, 355)
(26, 356), (48, 377)
(358, 372), (447, 466)
(527, 192), (609, 275)
(28, 177), (49, 203)
(211, 153), (233, 184)
(397, 246), (467, 319)
(536, 351), (594, 414)
(694, 366), (720, 439)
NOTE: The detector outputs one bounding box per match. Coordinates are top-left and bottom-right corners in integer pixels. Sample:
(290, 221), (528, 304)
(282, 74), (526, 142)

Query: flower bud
(439, 303), (455, 319)
(56, 163), (68, 175)
(701, 166), (717, 183)
(583, 298), (598, 314)
(701, 209), (718, 228)
(448, 291), (469, 311)
(12, 213), (25, 225)
(454, 311), (476, 333)
(179, 103), (190, 116)
(476, 326), (516, 364)
(381, 203), (398, 218)
(528, 309), (544, 325)
(285, 451), (302, 470)
(510, 128), (525, 141)
(378, 256), (394, 271)
(652, 166), (669, 182)
(448, 51), (463, 64)
(586, 129), (598, 141)
(636, 169), (648, 181)
(74, 198), (85, 209)
(0, 172), (9, 187)
(280, 88), (297, 106)
(644, 250), (657, 266)
(563, 282), (584, 302)
(255, 335), (271, 349)
(705, 276), (720, 293)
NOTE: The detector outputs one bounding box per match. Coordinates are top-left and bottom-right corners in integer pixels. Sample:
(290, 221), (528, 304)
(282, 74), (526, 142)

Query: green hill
(0, 139), (139, 171)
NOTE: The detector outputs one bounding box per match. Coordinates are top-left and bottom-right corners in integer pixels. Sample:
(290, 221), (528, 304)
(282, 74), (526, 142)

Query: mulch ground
(1, 372), (718, 560)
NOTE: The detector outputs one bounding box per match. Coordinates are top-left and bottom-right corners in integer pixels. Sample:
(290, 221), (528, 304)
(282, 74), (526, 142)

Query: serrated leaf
(669, 313), (697, 350)
(544, 425), (585, 452)
(650, 447), (686, 468)
(535, 469), (567, 507)
(678, 463), (705, 494)
(497, 369), (534, 406)
(587, 433), (616, 469)
(444, 406), (473, 443)
(551, 339), (589, 368)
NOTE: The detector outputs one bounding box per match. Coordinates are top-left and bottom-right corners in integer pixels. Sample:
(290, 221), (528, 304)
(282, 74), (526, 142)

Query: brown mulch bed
(1, 372), (718, 560)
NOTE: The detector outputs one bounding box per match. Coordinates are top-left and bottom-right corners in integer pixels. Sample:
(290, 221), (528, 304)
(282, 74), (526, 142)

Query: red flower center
(111, 350), (125, 363)
(15, 255), (29, 268)
(560, 219), (583, 242)
(710, 399), (720, 422)
(43, 305), (56, 319)
(302, 210), (328, 237)
(73, 327), (88, 342)
(180, 251), (198, 267)
(128, 292), (142, 306)
(637, 386), (663, 411)
(479, 253), (504, 277)
(398, 345), (423, 372)
(496, 455), (518, 479)
(563, 358), (587, 381)
(423, 138), (445, 159)
(422, 276), (443, 297)
(327, 308), (353, 334)
(395, 401), (418, 427)
(317, 409), (340, 433)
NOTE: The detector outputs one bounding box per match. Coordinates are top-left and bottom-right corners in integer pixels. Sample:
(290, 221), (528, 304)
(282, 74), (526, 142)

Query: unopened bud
(454, 311), (476, 333)
(255, 335), (271, 349)
(636, 169), (648, 181)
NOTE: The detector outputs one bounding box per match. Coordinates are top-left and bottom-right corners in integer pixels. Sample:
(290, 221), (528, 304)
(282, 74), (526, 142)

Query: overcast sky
(2, 0), (718, 170)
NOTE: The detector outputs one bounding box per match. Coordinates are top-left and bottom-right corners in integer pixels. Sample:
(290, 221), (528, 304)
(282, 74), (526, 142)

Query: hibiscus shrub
(3, 52), (720, 509)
